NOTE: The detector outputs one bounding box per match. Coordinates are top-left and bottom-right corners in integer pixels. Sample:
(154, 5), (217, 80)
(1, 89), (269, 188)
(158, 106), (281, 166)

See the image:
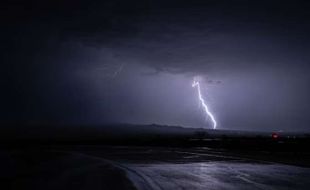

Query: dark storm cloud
(49, 0), (310, 71)
(3, 0), (310, 72)
(60, 0), (310, 78)
(2, 0), (310, 131)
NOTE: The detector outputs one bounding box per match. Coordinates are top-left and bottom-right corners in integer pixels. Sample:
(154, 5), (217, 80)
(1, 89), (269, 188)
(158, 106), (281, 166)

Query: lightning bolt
(192, 79), (217, 129)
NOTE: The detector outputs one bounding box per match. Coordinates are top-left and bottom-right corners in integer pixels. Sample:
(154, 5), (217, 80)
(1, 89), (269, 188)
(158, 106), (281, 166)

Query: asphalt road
(77, 146), (310, 190)
(1, 146), (310, 190)
(125, 162), (310, 190)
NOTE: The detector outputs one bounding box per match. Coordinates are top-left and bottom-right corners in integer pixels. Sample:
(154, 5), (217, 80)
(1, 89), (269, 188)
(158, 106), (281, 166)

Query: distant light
(271, 133), (279, 139)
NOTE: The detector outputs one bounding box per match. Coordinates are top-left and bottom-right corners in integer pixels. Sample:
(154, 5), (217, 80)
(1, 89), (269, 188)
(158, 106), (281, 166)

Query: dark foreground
(1, 146), (310, 190)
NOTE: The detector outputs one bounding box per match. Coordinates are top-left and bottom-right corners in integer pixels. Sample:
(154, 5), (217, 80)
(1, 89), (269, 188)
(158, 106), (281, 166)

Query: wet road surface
(1, 146), (310, 190)
(78, 146), (310, 190)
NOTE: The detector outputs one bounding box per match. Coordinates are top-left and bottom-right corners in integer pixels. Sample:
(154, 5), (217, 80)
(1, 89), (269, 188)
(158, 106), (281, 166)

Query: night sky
(1, 0), (310, 132)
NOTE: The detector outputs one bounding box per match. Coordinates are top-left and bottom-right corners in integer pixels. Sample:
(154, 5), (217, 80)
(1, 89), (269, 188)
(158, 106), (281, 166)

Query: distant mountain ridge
(0, 123), (309, 142)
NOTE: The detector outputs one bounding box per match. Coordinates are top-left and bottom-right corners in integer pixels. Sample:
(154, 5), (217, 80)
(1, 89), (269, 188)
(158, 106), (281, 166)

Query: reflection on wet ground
(75, 146), (310, 190)
(1, 146), (310, 190)
(127, 162), (310, 190)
